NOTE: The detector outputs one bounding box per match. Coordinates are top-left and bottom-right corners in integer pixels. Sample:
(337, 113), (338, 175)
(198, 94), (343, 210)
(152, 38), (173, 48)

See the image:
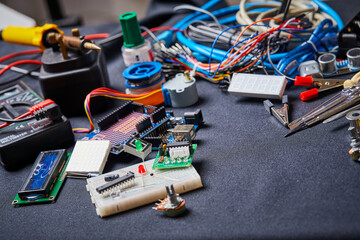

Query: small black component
(34, 103), (63, 122)
(338, 10), (360, 58)
(132, 102), (144, 113)
(145, 105), (157, 114)
(97, 101), (133, 130)
(151, 106), (166, 123)
(143, 136), (163, 147)
(184, 109), (204, 126)
(104, 174), (119, 182)
(18, 149), (67, 200)
(166, 111), (174, 117)
(158, 144), (165, 155)
(113, 143), (123, 151)
(167, 141), (190, 148)
(97, 113), (118, 131)
(298, 17), (312, 29)
(114, 101), (133, 119)
(96, 171), (135, 194)
(136, 117), (152, 133)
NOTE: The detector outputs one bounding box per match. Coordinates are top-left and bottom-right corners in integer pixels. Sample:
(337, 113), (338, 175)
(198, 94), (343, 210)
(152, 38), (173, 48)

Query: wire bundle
(73, 87), (163, 133)
(236, 0), (335, 33)
(274, 18), (337, 79)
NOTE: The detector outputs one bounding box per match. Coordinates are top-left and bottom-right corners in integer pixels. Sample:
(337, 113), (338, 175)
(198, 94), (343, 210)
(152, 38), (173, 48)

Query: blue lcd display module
(26, 153), (58, 190)
(18, 149), (67, 200)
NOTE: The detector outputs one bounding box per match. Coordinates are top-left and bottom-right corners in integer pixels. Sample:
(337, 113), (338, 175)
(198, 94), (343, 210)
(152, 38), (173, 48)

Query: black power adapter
(39, 47), (110, 116)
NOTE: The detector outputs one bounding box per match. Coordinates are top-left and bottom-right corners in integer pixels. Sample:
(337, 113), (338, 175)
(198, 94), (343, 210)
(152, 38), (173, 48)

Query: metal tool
(294, 76), (347, 101)
(346, 110), (360, 161)
(0, 24), (100, 51)
(323, 103), (360, 124)
(286, 84), (360, 137)
(264, 95), (289, 126)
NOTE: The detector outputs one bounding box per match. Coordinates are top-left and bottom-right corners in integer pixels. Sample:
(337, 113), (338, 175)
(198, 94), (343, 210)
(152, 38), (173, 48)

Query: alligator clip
(294, 76), (346, 101)
(264, 95), (289, 126)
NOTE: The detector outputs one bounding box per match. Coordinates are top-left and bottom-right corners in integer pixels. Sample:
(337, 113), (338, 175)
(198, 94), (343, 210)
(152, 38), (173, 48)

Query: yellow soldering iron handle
(1, 24), (63, 49)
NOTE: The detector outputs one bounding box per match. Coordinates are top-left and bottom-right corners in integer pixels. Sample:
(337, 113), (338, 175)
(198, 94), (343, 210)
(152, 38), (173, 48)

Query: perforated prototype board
(86, 159), (203, 217)
(152, 144), (197, 170)
(12, 153), (71, 206)
(81, 112), (170, 154)
(228, 73), (286, 99)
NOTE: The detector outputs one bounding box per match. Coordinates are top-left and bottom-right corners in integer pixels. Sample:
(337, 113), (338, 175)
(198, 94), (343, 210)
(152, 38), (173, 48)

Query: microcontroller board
(81, 101), (171, 154)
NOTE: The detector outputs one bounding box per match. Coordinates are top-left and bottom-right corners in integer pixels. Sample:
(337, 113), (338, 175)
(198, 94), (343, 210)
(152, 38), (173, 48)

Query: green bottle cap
(119, 12), (145, 48)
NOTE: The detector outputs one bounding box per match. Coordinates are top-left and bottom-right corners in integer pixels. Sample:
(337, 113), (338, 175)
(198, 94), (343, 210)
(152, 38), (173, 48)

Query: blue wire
(275, 19), (337, 77)
(168, 0), (343, 61)
(207, 24), (271, 74)
(160, 0), (344, 76)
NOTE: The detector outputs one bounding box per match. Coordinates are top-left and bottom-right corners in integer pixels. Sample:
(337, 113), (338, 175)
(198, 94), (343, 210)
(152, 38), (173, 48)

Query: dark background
(1, 1), (360, 239)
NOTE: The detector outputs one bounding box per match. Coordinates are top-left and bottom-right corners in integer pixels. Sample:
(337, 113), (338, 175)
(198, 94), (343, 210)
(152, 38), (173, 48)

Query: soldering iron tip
(83, 42), (101, 50)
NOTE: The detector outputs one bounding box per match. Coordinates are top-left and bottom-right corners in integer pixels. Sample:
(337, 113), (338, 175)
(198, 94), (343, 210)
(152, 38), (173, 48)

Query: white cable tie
(306, 40), (318, 53)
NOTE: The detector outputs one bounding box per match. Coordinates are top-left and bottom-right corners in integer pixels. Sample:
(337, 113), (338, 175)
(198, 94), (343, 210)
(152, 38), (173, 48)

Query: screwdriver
(0, 24), (100, 50)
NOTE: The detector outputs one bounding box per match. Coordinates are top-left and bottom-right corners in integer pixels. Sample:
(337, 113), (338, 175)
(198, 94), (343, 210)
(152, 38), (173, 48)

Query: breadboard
(66, 140), (111, 177)
(86, 159), (202, 217)
(228, 73), (286, 99)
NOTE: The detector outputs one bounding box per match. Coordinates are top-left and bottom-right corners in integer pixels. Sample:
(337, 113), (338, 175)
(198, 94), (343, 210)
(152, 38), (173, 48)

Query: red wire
(84, 33), (110, 40)
(0, 49), (42, 63)
(0, 60), (42, 76)
(0, 111), (32, 129)
(142, 26), (184, 37)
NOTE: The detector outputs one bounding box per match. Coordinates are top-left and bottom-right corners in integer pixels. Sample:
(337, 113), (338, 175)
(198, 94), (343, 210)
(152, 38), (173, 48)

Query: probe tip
(284, 123), (306, 137)
(83, 42), (101, 50)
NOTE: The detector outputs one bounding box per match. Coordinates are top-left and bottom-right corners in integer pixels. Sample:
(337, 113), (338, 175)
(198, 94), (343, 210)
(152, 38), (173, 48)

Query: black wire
(266, 36), (295, 81)
(282, 0), (292, 22)
(0, 115), (36, 123)
(0, 65), (41, 86)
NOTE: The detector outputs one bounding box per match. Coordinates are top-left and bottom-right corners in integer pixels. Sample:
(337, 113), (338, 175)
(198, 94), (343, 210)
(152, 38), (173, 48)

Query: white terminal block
(228, 73), (287, 99)
(169, 146), (190, 159)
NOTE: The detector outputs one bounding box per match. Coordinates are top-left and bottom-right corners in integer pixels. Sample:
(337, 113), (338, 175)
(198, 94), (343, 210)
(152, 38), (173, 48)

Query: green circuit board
(12, 153), (71, 206)
(152, 144), (197, 170)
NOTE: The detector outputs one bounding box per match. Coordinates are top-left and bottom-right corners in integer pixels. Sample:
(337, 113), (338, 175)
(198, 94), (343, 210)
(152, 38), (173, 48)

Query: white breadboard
(86, 159), (203, 217)
(228, 73), (286, 99)
(66, 140), (111, 177)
